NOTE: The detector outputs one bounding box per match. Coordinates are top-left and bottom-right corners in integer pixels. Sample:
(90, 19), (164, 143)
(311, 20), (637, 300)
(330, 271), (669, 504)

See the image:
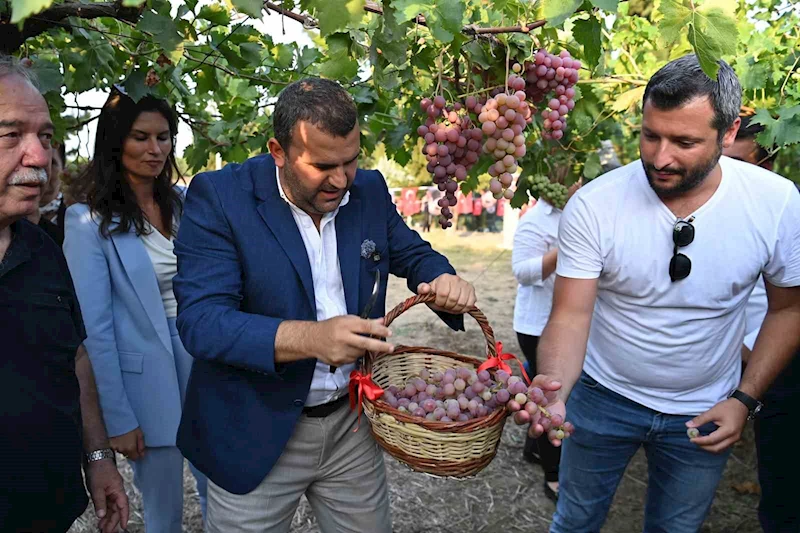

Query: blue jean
(550, 372), (731, 533)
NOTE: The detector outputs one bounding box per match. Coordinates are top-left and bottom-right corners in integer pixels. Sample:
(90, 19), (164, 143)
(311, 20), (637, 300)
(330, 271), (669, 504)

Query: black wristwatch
(728, 389), (763, 420)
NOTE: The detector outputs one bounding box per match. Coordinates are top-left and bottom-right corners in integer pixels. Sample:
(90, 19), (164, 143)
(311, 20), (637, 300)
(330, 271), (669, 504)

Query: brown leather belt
(302, 394), (349, 417)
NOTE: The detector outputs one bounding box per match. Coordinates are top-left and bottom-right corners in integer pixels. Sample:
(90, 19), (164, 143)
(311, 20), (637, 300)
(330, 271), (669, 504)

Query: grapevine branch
(263, 0), (547, 36)
(0, 1), (144, 53)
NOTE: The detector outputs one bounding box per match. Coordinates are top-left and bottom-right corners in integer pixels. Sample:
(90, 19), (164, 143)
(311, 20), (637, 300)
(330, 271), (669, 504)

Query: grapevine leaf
(198, 4), (231, 25)
(583, 152), (602, 179)
(391, 0), (465, 43)
(590, 0), (618, 10)
(309, 0), (366, 36)
(572, 17), (602, 70)
(138, 11), (184, 54)
(231, 0), (263, 18)
(319, 34), (359, 80)
(239, 42), (263, 65)
(657, 0), (692, 46)
(30, 61), (63, 95)
(386, 122), (411, 149)
(122, 69), (151, 103)
(751, 106), (800, 148)
(657, 0), (738, 79)
(371, 1), (409, 66)
(10, 0), (53, 23)
(735, 57), (768, 90)
(611, 86), (645, 112)
(541, 0), (583, 28)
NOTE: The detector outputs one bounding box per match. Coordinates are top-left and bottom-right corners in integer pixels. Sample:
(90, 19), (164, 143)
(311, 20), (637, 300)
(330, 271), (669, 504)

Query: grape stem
(456, 84), (506, 99)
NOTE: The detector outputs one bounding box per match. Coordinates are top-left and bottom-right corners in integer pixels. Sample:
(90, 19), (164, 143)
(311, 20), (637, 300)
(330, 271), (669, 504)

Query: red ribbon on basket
(349, 369), (384, 430)
(477, 341), (531, 385)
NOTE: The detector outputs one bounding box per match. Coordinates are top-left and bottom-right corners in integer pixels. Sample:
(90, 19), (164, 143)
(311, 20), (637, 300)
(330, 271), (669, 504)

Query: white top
(276, 174), (353, 407)
(140, 224), (179, 319)
(512, 198), (560, 336)
(557, 156), (800, 415)
(743, 277), (767, 351)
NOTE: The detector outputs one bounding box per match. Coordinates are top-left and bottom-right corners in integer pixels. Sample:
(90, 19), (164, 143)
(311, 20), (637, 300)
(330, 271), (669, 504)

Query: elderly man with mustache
(0, 55), (129, 533)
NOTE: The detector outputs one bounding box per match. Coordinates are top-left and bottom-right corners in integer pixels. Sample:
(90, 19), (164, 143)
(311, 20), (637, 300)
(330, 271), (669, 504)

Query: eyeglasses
(669, 216), (695, 282)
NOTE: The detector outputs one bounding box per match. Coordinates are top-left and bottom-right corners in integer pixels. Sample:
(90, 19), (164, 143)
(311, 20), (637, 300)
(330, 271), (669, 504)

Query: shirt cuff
(556, 266), (601, 280)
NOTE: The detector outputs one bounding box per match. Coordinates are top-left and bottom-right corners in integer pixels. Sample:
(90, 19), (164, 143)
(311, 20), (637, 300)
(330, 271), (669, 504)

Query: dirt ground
(70, 228), (762, 533)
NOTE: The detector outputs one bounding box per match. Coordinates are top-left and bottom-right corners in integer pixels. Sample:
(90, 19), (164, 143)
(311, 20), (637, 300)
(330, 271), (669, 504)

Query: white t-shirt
(743, 277), (767, 351)
(557, 157), (800, 415)
(513, 199), (560, 336)
(141, 224), (179, 319)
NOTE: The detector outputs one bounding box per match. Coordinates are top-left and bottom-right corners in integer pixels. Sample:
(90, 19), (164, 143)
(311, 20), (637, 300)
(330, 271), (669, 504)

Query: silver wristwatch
(86, 448), (115, 463)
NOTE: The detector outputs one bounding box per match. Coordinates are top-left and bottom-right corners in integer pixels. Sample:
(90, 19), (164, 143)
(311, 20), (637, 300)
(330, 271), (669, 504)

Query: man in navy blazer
(174, 78), (476, 532)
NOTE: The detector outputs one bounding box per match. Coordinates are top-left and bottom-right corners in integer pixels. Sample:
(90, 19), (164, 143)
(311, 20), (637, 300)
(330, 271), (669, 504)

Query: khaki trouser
(207, 402), (392, 533)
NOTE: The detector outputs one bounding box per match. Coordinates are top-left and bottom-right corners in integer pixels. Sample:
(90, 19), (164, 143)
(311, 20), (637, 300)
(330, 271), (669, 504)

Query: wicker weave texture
(362, 294), (507, 478)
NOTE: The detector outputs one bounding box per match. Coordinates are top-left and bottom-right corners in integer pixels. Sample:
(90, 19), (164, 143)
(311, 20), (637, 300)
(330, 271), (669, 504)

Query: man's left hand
(417, 274), (477, 314)
(686, 398), (749, 454)
(86, 459), (129, 533)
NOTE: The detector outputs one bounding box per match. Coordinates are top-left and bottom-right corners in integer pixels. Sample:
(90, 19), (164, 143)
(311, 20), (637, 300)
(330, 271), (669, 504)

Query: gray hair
(0, 54), (40, 89)
(643, 55), (741, 140)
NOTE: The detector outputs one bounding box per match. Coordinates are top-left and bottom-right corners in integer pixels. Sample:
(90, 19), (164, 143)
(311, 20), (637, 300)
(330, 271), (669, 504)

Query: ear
(268, 138), (287, 169)
(720, 117), (741, 149)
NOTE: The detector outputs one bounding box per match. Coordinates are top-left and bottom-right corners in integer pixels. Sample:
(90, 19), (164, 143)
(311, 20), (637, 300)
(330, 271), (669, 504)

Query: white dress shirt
(512, 198), (560, 336)
(276, 174), (353, 407)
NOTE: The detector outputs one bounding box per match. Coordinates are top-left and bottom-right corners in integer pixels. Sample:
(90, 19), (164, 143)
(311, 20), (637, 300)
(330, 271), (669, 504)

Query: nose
(21, 135), (50, 169)
(147, 137), (163, 155)
(329, 165), (348, 189)
(650, 141), (676, 170)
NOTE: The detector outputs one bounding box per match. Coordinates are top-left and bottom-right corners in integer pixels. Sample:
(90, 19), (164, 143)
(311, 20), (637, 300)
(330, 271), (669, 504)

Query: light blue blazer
(63, 202), (183, 447)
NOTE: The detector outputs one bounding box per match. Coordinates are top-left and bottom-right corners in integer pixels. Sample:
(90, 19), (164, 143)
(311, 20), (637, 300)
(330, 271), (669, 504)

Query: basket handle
(374, 293), (497, 360)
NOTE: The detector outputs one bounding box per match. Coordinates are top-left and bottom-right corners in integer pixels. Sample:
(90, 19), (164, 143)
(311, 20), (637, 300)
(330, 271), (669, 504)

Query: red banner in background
(399, 187), (420, 217)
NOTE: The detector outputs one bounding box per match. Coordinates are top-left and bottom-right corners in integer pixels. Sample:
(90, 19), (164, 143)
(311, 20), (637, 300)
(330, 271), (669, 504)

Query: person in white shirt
(522, 55), (800, 533)
(512, 179), (580, 502)
(723, 114), (800, 533)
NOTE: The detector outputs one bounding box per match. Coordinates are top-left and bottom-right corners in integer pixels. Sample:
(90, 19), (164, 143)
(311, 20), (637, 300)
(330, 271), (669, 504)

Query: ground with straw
(69, 228), (762, 533)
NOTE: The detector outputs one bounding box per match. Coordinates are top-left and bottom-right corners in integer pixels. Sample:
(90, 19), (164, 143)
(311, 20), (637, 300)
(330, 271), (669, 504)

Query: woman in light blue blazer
(63, 87), (206, 532)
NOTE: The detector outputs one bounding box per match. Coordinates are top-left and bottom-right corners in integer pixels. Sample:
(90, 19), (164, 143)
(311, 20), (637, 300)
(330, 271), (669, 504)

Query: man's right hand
(311, 316), (394, 367)
(109, 427), (145, 461)
(513, 374), (570, 446)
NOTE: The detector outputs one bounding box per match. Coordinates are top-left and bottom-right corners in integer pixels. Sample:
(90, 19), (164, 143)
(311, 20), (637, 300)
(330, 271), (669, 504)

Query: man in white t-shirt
(523, 55), (800, 532)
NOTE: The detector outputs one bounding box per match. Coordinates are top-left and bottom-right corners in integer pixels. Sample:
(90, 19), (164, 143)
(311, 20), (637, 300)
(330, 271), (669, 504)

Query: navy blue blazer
(174, 154), (463, 494)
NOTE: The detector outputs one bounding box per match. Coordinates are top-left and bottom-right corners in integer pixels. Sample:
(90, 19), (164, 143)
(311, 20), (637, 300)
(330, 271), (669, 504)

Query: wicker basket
(361, 293), (507, 478)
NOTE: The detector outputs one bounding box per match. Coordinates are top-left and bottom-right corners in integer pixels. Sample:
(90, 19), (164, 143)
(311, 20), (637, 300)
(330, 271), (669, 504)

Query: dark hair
(78, 88), (182, 238)
(643, 55), (742, 140)
(736, 114), (775, 163)
(272, 78), (358, 152)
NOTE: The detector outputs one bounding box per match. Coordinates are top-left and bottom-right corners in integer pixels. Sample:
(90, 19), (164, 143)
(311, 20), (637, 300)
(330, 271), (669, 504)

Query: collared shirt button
(294, 399), (304, 407)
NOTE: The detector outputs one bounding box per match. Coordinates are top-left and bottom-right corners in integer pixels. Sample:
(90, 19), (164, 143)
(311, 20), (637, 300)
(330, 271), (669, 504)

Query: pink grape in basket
(441, 416), (453, 422)
(422, 399), (437, 413)
(454, 378), (466, 391)
(495, 389), (510, 404)
(514, 410), (531, 424)
(478, 370), (491, 382)
(433, 407), (446, 420)
(507, 400), (521, 412)
(496, 370), (510, 384)
(472, 381), (485, 394)
(419, 368), (430, 381)
(443, 383), (456, 396)
(514, 393), (528, 405)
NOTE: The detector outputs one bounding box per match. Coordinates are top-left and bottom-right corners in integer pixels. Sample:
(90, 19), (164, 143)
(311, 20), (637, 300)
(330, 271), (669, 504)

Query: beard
(643, 143), (722, 199)
(281, 164), (346, 216)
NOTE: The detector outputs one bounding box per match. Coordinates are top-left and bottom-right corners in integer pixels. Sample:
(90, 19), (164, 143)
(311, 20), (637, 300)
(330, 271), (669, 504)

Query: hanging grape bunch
(477, 67), (532, 200)
(380, 366), (574, 440)
(524, 49), (580, 141)
(529, 174), (569, 209)
(418, 97), (484, 228)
